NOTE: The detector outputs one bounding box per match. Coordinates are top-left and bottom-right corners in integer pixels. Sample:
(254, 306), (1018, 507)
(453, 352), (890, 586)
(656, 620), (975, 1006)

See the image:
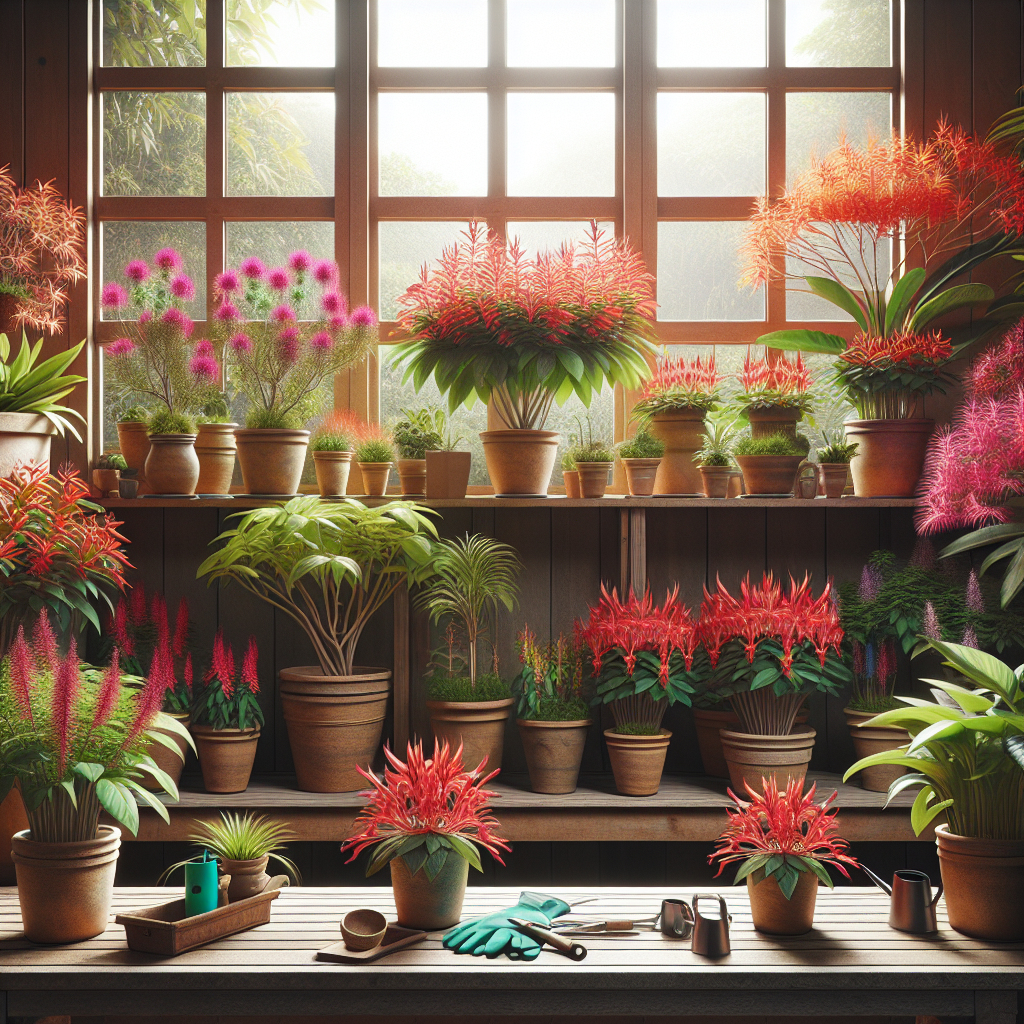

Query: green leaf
(909, 282), (994, 332)
(910, 786), (953, 834)
(72, 762), (105, 783)
(885, 267), (926, 334)
(421, 845), (450, 882)
(759, 329), (848, 354)
(924, 639), (1018, 699)
(804, 277), (868, 330)
(96, 778), (139, 835)
(446, 833), (482, 872)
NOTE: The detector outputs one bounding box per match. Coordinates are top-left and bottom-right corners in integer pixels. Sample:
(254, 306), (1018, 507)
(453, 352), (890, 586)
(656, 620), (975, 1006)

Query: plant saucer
(236, 493), (299, 499)
(738, 492), (794, 499)
(195, 493), (235, 499)
(141, 494), (199, 500)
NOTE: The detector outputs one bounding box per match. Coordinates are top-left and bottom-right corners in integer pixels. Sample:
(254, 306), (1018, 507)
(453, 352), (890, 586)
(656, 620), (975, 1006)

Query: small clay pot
(818, 462), (850, 499)
(576, 461), (613, 499)
(621, 457), (661, 496)
(603, 728), (672, 796)
(194, 422), (238, 495)
(747, 405), (802, 441)
(720, 728), (817, 794)
(735, 454), (804, 496)
(480, 429), (559, 496)
(563, 469), (581, 498)
(699, 465), (732, 499)
(845, 418), (934, 498)
(747, 865), (818, 935)
(427, 698), (514, 772)
(341, 908), (387, 951)
(397, 458), (427, 496)
(517, 718), (591, 794)
(692, 707), (740, 777)
(192, 724), (259, 794)
(92, 468), (120, 496)
(727, 469), (744, 498)
(313, 449), (352, 497)
(118, 476), (139, 499)
(795, 463), (818, 499)
(234, 428), (310, 495)
(142, 711), (190, 792)
(649, 411), (705, 494)
(221, 855), (271, 902)
(425, 450), (471, 498)
(843, 707), (908, 792)
(144, 434), (199, 495)
(358, 461), (392, 497)
(117, 421), (151, 494)
(390, 847), (469, 930)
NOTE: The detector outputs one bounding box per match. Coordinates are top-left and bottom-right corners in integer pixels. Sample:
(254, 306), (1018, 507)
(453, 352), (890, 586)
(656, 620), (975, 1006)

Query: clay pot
(426, 450), (471, 498)
(279, 666), (391, 792)
(845, 418), (934, 498)
(935, 825), (1024, 941)
(390, 846), (469, 930)
(144, 434), (199, 495)
(720, 728), (817, 794)
(358, 461), (392, 497)
(818, 462), (850, 499)
(117, 421), (151, 494)
(604, 728), (672, 796)
(397, 458), (427, 496)
(621, 458), (661, 496)
(234, 428), (310, 495)
(12, 825), (121, 944)
(747, 406), (802, 441)
(576, 461), (613, 499)
(427, 698), (514, 772)
(221, 855), (270, 902)
(192, 724), (259, 794)
(699, 465), (732, 499)
(843, 707), (908, 792)
(692, 707), (740, 778)
(92, 468), (120, 496)
(563, 470), (581, 498)
(747, 865), (818, 935)
(0, 787), (28, 885)
(0, 412), (56, 479)
(517, 718), (591, 794)
(142, 711), (190, 792)
(118, 476), (139, 499)
(727, 469), (744, 498)
(480, 429), (559, 496)
(735, 455), (804, 496)
(194, 422), (238, 495)
(649, 411), (705, 495)
(313, 450), (352, 497)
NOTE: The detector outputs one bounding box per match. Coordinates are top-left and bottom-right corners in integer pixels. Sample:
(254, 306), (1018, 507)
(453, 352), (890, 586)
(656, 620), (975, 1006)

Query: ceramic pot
(621, 458), (661, 497)
(795, 463), (818, 499)
(390, 846), (469, 930)
(699, 465), (732, 499)
(720, 728), (816, 794)
(397, 458), (427, 496)
(727, 469), (744, 498)
(194, 422), (238, 495)
(649, 411), (705, 495)
(142, 711), (190, 792)
(116, 421), (151, 494)
(818, 462), (850, 499)
(221, 855), (270, 902)
(517, 718), (591, 794)
(604, 728), (672, 796)
(735, 455), (804, 496)
(144, 434), (199, 495)
(843, 707), (908, 792)
(562, 470), (581, 498)
(425, 450), (471, 498)
(0, 412), (55, 479)
(92, 468), (120, 496)
(313, 450), (352, 497)
(234, 428), (310, 495)
(845, 418), (934, 498)
(192, 724), (259, 794)
(427, 698), (514, 772)
(747, 865), (818, 935)
(118, 477), (139, 499)
(358, 461), (392, 497)
(747, 406), (802, 441)
(935, 825), (1024, 941)
(12, 825), (121, 944)
(576, 461), (613, 499)
(480, 429), (559, 496)
(279, 666), (391, 792)
(692, 707), (740, 778)
(0, 787), (28, 885)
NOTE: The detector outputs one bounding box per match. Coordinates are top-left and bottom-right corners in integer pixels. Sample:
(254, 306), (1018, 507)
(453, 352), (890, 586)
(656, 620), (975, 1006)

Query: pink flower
(241, 636), (260, 693)
(154, 247), (183, 271)
(349, 305), (378, 328)
(215, 270), (241, 294)
(195, 339), (215, 357)
(267, 267), (290, 291)
(101, 282), (128, 308)
(139, 309), (152, 323)
(321, 291), (343, 315)
(966, 570), (985, 613)
(329, 315), (348, 331)
(240, 257), (266, 280)
(271, 304), (296, 322)
(961, 624), (980, 649)
(189, 354), (219, 382)
(170, 274), (195, 300)
(124, 260), (150, 283)
(310, 330), (333, 350)
(229, 332), (253, 352)
(161, 306), (194, 337)
(108, 337), (135, 357)
(922, 600), (941, 641)
(215, 302), (240, 322)
(277, 327), (300, 362)
(288, 250), (312, 273)
(858, 564), (882, 603)
(313, 259), (337, 285)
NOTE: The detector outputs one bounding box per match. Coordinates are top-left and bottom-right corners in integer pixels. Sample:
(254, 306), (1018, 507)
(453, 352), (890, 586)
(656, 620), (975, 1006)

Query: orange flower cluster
(839, 329), (952, 370)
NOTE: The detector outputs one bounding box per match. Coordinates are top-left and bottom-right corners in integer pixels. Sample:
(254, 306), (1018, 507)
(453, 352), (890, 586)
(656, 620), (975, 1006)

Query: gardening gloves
(443, 890), (571, 961)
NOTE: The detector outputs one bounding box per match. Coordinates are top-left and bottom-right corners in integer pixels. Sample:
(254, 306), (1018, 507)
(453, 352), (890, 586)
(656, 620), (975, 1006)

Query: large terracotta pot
(0, 787), (28, 885)
(699, 465), (732, 499)
(397, 458), (427, 496)
(426, 450), (471, 499)
(735, 455), (804, 496)
(144, 433), (199, 495)
(12, 825), (121, 944)
(313, 450), (352, 497)
(818, 462), (850, 499)
(194, 422), (238, 495)
(427, 698), (514, 772)
(621, 458), (661, 497)
(142, 711), (190, 792)
(604, 728), (672, 796)
(279, 666), (391, 792)
(562, 470), (581, 498)
(234, 428), (310, 495)
(649, 411), (705, 495)
(480, 429), (558, 497)
(747, 406), (801, 441)
(935, 825), (1024, 941)
(720, 728), (816, 794)
(0, 412), (55, 479)
(117, 421), (151, 494)
(192, 724), (259, 794)
(390, 847), (469, 930)
(692, 707), (740, 778)
(358, 461), (392, 497)
(221, 855), (270, 902)
(845, 418), (934, 498)
(747, 865), (818, 935)
(517, 718), (591, 794)
(843, 707), (908, 792)
(576, 461), (613, 499)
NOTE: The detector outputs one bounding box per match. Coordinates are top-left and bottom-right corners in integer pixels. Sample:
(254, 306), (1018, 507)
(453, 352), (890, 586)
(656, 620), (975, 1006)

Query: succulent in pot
(617, 426), (664, 497)
(732, 431), (809, 496)
(309, 413), (355, 498)
(392, 407), (445, 497)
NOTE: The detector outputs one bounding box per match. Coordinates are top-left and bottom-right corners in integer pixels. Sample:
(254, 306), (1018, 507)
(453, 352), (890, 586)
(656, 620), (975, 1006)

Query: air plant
(735, 353), (814, 415)
(512, 626), (590, 721)
(631, 354), (721, 420)
(191, 632), (263, 732)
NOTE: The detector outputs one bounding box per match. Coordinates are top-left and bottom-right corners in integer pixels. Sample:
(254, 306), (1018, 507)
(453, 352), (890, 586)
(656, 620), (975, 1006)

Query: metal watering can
(690, 893), (732, 957)
(862, 866), (943, 934)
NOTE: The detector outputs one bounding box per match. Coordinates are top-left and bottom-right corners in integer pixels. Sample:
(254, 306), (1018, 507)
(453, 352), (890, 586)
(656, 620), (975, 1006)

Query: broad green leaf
(910, 787), (952, 834)
(925, 640), (1018, 699)
(885, 267), (925, 334)
(908, 283), (994, 331)
(759, 329), (848, 355)
(96, 778), (139, 835)
(804, 276), (868, 329)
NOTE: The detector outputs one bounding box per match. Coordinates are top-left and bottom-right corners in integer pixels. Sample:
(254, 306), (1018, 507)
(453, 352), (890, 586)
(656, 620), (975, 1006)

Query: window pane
(786, 0), (890, 67)
(658, 93), (765, 196)
(102, 0), (205, 67)
(657, 0), (766, 67)
(102, 92), (205, 197)
(657, 222), (764, 321)
(505, 221), (615, 259)
(378, 0), (488, 67)
(226, 92), (334, 196)
(226, 0), (335, 66)
(379, 94), (488, 197)
(787, 92), (891, 184)
(507, 93), (615, 197)
(507, 0), (616, 67)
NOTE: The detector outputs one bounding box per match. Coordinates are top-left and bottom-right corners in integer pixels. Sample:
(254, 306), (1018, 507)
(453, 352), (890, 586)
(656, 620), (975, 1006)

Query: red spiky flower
(633, 354), (722, 417)
(194, 632), (264, 732)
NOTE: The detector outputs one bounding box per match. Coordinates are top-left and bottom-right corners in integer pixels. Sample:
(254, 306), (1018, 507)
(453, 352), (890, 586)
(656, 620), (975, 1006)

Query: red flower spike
(126, 639), (170, 745)
(9, 626), (34, 723)
(129, 584), (148, 626)
(32, 614), (59, 675)
(92, 648), (121, 731)
(111, 599), (133, 656)
(151, 593), (169, 644)
(184, 653), (193, 694)
(241, 637), (259, 694)
(51, 637), (80, 778)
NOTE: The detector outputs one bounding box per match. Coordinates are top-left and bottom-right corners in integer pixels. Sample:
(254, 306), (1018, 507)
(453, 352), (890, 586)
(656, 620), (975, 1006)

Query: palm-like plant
(0, 333), (86, 439)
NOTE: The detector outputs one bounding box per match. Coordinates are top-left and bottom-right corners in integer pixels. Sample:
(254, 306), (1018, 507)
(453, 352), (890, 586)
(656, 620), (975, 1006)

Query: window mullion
(766, 0), (787, 335)
(205, 1), (224, 325)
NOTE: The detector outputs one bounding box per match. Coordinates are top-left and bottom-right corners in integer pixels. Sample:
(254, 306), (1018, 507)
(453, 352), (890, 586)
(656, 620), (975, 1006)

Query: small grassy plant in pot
(816, 430), (857, 498)
(617, 426), (664, 496)
(392, 407), (445, 496)
(568, 420), (615, 499)
(732, 431), (808, 496)
(694, 420), (737, 498)
(560, 446), (580, 497)
(309, 414), (354, 497)
(194, 393), (238, 496)
(93, 452), (126, 497)
(355, 430), (395, 497)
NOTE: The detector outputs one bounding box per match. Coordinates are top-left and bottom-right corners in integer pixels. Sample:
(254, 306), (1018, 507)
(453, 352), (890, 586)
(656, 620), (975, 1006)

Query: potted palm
(734, 353), (814, 441)
(198, 497), (437, 792)
(309, 415), (355, 498)
(693, 421), (737, 498)
(815, 430), (857, 498)
(732, 432), (809, 496)
(617, 426), (664, 497)
(393, 407), (445, 496)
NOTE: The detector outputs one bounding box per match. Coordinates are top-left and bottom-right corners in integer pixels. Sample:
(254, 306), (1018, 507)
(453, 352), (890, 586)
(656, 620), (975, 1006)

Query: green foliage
(246, 406), (302, 429)
(199, 393), (232, 424)
(733, 432), (805, 457)
(425, 673), (512, 703)
(532, 697), (590, 721)
(119, 404), (150, 423)
(574, 441), (614, 463)
(97, 452), (128, 471)
(940, 523), (1024, 610)
(592, 648), (700, 709)
(392, 407), (446, 459)
(355, 437), (395, 463)
(613, 721), (663, 736)
(148, 409), (196, 435)
(192, 672), (264, 732)
(560, 449), (577, 471)
(694, 420), (737, 467)
(708, 638), (851, 703)
(816, 429), (859, 464)
(309, 429), (352, 452)
(512, 628), (591, 720)
(0, 333), (86, 440)
(618, 427), (664, 460)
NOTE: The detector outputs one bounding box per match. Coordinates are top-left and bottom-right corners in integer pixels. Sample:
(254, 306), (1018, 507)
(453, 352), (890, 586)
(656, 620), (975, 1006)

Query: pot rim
(720, 728), (817, 741)
(649, 409), (706, 421)
(12, 824), (121, 853)
(479, 429), (560, 442)
(191, 723), (260, 738)
(312, 448), (354, 461)
(0, 412), (58, 434)
(621, 457), (662, 466)
(934, 822), (1024, 851)
(516, 717), (592, 728)
(734, 454), (805, 465)
(196, 422), (240, 430)
(844, 418), (935, 431)
(603, 727), (673, 741)
(358, 460), (394, 468)
(147, 432), (198, 442)
(220, 854), (270, 871)
(279, 665), (391, 684)
(233, 427), (311, 439)
(426, 697), (514, 711)
(576, 461), (614, 469)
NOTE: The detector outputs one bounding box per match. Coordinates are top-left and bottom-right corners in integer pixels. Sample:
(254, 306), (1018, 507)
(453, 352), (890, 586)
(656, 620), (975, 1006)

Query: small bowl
(341, 908), (387, 951)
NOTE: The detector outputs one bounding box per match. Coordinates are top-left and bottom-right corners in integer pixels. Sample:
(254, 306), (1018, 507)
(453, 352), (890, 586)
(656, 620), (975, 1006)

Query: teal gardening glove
(443, 890), (571, 961)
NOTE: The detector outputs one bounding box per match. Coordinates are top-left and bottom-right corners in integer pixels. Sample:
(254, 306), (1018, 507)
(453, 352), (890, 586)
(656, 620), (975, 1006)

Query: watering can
(690, 893), (732, 957)
(862, 865), (942, 934)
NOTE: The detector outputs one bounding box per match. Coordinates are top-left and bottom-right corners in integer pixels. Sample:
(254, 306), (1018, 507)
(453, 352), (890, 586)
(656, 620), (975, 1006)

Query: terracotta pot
(194, 422), (238, 495)
(747, 865), (818, 935)
(12, 825), (121, 944)
(720, 728), (817, 794)
(603, 728), (672, 796)
(425, 450), (471, 498)
(562, 470), (581, 498)
(390, 846), (469, 930)
(699, 465), (732, 499)
(313, 450), (352, 497)
(92, 468), (120, 496)
(358, 461), (392, 497)
(221, 855), (270, 903)
(735, 455), (804, 496)
(818, 462), (850, 499)
(727, 469), (744, 498)
(935, 825), (1024, 941)
(795, 463), (818, 499)
(621, 458), (661, 496)
(192, 724), (259, 794)
(576, 461), (613, 499)
(397, 458), (427, 496)
(427, 698), (514, 772)
(0, 786), (28, 885)
(142, 712), (190, 792)
(517, 718), (591, 794)
(0, 412), (56, 479)
(234, 428), (310, 495)
(480, 429), (559, 496)
(845, 418), (934, 498)
(144, 433), (199, 495)
(649, 411), (705, 495)
(692, 707), (740, 778)
(117, 421), (151, 494)
(843, 707), (908, 792)
(279, 666), (391, 792)
(747, 405), (802, 441)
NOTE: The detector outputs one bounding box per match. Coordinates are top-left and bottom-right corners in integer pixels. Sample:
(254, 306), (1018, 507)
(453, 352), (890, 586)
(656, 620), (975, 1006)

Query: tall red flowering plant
(735, 353), (814, 416)
(632, 354), (721, 420)
(191, 631), (263, 731)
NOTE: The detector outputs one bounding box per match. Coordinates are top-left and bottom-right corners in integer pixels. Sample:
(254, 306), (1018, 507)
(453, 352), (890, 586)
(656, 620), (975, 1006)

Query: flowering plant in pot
(392, 222), (657, 496)
(709, 777), (858, 935)
(732, 432), (809, 496)
(734, 353), (814, 440)
(309, 413), (355, 498)
(342, 739), (510, 930)
(617, 426), (664, 497)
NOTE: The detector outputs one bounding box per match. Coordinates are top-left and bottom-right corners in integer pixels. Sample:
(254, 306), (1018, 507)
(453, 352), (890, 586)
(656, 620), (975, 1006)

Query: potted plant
(694, 420), (737, 498)
(617, 426), (664, 497)
(355, 428), (395, 497)
(815, 430), (856, 498)
(845, 639), (1024, 941)
(709, 778), (858, 935)
(393, 407), (445, 497)
(632, 353), (721, 495)
(393, 222), (656, 496)
(512, 627), (591, 794)
(198, 497), (437, 792)
(422, 408), (470, 499)
(92, 452), (126, 497)
(341, 740), (510, 930)
(115, 404), (152, 493)
(417, 533), (521, 771)
(190, 632), (263, 794)
(207, 252), (378, 495)
(560, 446), (580, 498)
(194, 394), (238, 497)
(732, 432), (809, 496)
(567, 420), (615, 499)
(309, 413), (355, 498)
(734, 353), (814, 441)
(0, 615), (186, 943)
(579, 586), (702, 796)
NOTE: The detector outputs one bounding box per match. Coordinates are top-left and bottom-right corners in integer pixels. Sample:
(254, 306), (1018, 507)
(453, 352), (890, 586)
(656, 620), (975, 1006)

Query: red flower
(8, 627), (34, 723)
(840, 330), (952, 371)
(241, 637), (259, 693)
(51, 638), (80, 777)
(92, 648), (122, 731)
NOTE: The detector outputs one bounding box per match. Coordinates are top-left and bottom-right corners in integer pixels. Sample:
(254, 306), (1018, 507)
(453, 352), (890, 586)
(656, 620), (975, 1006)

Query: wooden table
(0, 886), (1019, 1023)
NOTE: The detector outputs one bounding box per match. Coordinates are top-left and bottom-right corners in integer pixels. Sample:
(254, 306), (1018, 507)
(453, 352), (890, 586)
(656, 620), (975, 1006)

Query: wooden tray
(116, 888), (280, 956)
(317, 923), (427, 964)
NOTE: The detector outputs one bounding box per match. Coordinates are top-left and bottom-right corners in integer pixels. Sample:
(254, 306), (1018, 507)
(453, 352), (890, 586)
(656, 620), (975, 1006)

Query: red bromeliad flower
(633, 354), (721, 417)
(736, 353), (813, 412)
(840, 330), (952, 371)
